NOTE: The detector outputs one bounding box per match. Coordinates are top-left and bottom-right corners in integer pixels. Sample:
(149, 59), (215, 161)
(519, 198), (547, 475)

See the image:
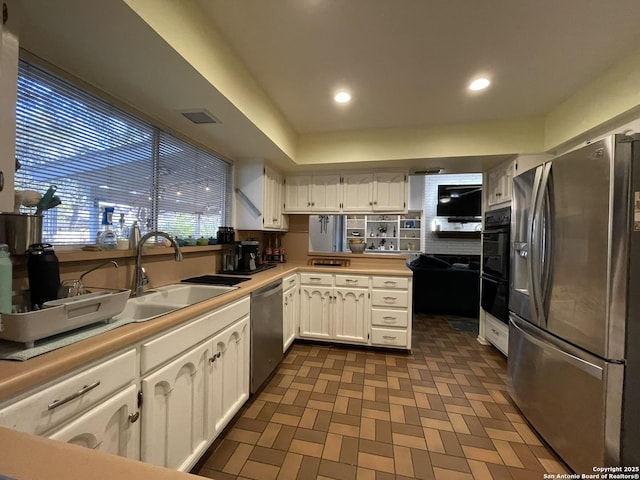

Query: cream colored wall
(123, 0), (298, 161)
(544, 50), (640, 152)
(297, 117), (546, 166)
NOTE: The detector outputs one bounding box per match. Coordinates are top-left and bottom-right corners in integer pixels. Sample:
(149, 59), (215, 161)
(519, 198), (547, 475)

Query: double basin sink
(113, 284), (238, 322)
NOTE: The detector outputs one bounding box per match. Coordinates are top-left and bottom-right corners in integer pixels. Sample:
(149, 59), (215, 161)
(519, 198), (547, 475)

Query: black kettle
(27, 243), (60, 308)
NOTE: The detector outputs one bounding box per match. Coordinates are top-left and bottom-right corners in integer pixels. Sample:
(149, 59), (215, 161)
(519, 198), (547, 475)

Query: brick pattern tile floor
(193, 313), (570, 479)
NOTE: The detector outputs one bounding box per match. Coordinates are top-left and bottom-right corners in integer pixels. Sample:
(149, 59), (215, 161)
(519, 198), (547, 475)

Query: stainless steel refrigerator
(308, 215), (345, 252)
(509, 134), (640, 473)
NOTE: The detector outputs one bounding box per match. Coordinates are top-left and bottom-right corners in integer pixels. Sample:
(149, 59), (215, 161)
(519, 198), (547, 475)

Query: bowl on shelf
(348, 239), (366, 254)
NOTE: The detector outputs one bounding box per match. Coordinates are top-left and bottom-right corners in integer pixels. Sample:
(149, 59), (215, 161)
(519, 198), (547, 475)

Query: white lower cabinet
(141, 299), (250, 472)
(484, 312), (508, 356)
(283, 284), (298, 352)
(299, 285), (332, 339)
(299, 272), (369, 343)
(298, 273), (411, 348)
(48, 384), (140, 459)
(141, 339), (210, 471)
(333, 287), (369, 344)
(0, 349), (137, 437)
(209, 316), (250, 436)
(370, 276), (412, 349)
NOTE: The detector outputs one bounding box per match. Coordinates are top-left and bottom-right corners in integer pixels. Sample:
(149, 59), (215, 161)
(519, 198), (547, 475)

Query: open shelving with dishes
(345, 211), (422, 253)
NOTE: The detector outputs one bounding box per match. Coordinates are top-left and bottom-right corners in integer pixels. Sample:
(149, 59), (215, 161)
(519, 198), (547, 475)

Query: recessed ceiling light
(468, 77), (491, 91)
(334, 91), (351, 103)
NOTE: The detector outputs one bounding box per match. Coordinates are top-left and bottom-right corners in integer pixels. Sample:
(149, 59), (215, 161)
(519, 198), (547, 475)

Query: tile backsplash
(422, 173), (482, 255)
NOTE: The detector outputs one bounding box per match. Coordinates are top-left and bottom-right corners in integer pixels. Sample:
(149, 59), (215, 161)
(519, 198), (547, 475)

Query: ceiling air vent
(411, 167), (443, 175)
(179, 109), (221, 125)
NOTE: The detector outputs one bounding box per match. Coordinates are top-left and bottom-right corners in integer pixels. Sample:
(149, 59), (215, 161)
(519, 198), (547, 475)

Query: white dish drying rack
(0, 288), (130, 348)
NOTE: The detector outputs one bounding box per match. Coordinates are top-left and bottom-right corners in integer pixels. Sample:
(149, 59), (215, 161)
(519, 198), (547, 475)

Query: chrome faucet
(133, 231), (183, 296)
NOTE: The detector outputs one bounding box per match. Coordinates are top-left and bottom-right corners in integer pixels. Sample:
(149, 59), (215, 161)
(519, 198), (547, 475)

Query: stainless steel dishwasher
(250, 279), (283, 393)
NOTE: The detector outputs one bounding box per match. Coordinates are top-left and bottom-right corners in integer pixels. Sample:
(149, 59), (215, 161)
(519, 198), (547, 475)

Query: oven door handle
(482, 227), (510, 235)
(482, 275), (500, 284)
(481, 274), (507, 284)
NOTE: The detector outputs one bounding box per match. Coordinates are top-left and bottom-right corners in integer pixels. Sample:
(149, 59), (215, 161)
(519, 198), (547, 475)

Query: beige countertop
(0, 261), (412, 403)
(0, 427), (205, 480)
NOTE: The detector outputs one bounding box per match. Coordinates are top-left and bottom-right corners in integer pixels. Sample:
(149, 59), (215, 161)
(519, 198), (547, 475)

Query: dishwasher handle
(251, 279), (283, 299)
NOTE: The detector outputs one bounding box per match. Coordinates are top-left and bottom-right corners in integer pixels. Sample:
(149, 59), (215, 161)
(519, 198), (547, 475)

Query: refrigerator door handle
(511, 316), (603, 380)
(530, 163), (551, 326)
(527, 166), (544, 324)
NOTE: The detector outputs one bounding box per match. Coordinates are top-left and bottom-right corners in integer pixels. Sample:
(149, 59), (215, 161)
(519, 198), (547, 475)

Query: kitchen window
(14, 60), (232, 245)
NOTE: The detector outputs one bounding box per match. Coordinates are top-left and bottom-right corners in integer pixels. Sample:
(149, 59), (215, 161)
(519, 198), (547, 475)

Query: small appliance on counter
(238, 240), (260, 272)
(220, 244), (238, 273)
(27, 243), (60, 308)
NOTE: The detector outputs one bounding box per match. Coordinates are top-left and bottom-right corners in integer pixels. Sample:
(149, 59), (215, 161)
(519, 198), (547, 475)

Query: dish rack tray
(0, 288), (130, 348)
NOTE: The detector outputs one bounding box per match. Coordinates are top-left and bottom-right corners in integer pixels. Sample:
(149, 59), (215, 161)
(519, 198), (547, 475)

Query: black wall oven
(481, 207), (510, 323)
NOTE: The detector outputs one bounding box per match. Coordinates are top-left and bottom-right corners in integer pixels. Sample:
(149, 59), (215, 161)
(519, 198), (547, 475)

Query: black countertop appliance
(237, 240), (261, 273)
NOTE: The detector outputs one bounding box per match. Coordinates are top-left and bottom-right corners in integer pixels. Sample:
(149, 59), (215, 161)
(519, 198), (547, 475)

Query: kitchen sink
(146, 284), (238, 305)
(116, 302), (180, 321)
(114, 284), (238, 322)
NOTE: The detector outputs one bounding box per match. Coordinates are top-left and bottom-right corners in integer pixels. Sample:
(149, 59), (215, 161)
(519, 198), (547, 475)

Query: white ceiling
(198, 0), (640, 134)
(14, 0), (640, 172)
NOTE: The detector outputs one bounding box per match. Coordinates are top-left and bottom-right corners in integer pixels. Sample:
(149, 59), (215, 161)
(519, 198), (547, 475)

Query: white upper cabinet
(0, 0), (19, 212)
(310, 174), (341, 211)
(236, 160), (288, 231)
(284, 175), (312, 212)
(284, 174), (341, 212)
(285, 171), (407, 214)
(342, 173), (373, 212)
(373, 172), (407, 211)
(486, 160), (515, 208)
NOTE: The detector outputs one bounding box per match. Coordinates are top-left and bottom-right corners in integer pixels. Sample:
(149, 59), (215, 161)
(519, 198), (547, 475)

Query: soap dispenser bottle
(96, 207), (117, 250)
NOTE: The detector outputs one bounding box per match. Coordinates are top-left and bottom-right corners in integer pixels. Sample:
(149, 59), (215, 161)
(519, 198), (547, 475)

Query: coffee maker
(237, 240), (261, 272)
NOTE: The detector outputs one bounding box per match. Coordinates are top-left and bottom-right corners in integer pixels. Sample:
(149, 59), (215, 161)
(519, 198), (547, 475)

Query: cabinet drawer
(141, 297), (250, 373)
(485, 314), (508, 356)
(371, 290), (408, 308)
(371, 276), (409, 290)
(371, 308), (408, 327)
(0, 349), (136, 436)
(299, 273), (333, 286)
(335, 275), (369, 288)
(371, 327), (408, 347)
(282, 274), (298, 290)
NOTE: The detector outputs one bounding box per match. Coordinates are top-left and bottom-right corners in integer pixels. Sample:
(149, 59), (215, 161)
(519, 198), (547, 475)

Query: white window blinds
(14, 60), (232, 245)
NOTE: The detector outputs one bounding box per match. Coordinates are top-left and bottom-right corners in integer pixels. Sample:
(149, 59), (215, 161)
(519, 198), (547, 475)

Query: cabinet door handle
(383, 296), (397, 302)
(208, 352), (222, 364)
(345, 279), (358, 283)
(491, 328), (500, 336)
(383, 280), (397, 286)
(309, 277), (321, 281)
(288, 279), (296, 285)
(382, 335), (397, 340)
(382, 316), (397, 323)
(128, 411), (140, 423)
(47, 381), (101, 411)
